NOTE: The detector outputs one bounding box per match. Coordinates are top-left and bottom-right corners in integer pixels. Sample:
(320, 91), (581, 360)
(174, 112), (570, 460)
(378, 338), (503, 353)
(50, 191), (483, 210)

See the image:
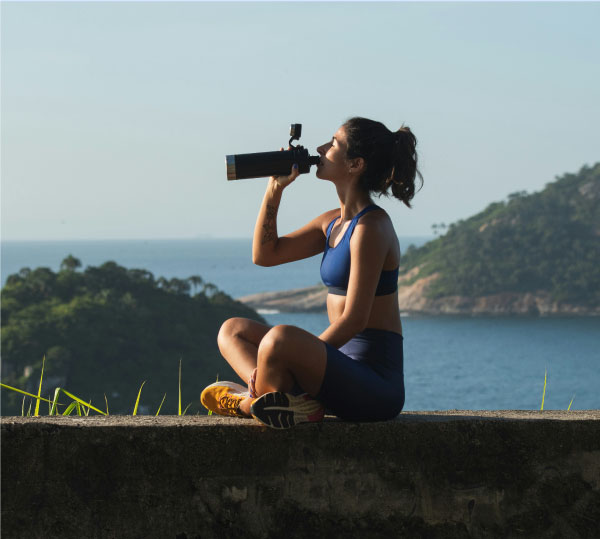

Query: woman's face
(315, 126), (350, 181)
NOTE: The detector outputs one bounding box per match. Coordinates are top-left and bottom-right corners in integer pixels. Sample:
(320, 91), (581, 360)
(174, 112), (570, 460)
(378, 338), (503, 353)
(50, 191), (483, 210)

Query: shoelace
(218, 394), (241, 412)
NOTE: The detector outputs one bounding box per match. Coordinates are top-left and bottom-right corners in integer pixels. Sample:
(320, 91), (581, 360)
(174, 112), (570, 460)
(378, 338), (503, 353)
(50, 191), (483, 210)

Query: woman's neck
(335, 185), (374, 221)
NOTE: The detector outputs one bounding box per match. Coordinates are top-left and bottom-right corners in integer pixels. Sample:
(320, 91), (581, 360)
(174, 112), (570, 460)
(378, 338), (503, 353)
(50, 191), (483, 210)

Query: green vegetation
(1, 258), (264, 416)
(401, 163), (600, 306)
(540, 368), (547, 411)
(2, 357), (201, 417)
(539, 369), (575, 411)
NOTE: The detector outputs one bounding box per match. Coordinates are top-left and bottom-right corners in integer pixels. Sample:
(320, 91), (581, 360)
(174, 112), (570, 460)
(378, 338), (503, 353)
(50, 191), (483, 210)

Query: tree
(188, 276), (204, 295)
(431, 223), (447, 236)
(60, 255), (82, 272)
(202, 282), (218, 297)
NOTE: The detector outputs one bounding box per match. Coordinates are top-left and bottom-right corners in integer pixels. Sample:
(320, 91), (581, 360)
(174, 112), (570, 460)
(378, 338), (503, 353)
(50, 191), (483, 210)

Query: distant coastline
(237, 280), (600, 317)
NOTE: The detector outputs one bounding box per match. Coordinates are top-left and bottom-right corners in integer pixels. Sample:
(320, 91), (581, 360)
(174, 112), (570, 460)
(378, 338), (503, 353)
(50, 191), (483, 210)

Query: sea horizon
(0, 233), (436, 243)
(0, 235), (435, 297)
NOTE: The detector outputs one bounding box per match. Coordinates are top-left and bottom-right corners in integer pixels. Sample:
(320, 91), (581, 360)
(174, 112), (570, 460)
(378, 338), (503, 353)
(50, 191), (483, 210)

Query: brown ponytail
(343, 117), (423, 208)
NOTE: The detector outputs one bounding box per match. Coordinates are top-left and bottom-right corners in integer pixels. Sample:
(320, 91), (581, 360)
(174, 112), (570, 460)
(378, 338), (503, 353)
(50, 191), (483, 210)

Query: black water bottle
(226, 124), (320, 181)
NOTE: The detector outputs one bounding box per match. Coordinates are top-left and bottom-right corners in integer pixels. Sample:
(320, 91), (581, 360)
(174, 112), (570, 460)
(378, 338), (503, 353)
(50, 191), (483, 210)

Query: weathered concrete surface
(2, 411), (600, 539)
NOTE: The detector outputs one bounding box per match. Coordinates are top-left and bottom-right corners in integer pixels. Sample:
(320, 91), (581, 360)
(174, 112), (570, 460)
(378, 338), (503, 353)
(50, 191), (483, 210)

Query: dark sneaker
(250, 391), (324, 429)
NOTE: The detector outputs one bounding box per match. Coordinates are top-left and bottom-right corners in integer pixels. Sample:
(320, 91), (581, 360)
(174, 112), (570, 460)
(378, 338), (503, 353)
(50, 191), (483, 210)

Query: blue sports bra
(320, 204), (399, 296)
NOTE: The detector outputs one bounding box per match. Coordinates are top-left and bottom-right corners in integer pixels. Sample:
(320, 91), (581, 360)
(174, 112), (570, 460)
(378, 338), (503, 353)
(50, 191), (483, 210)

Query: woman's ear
(348, 157), (365, 175)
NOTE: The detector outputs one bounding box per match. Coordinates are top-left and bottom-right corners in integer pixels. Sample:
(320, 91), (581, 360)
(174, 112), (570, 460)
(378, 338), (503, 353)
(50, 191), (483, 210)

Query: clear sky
(1, 1), (599, 241)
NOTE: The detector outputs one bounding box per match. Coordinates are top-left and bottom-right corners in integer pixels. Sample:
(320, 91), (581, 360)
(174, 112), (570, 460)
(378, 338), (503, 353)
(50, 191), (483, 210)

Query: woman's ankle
(239, 396), (253, 417)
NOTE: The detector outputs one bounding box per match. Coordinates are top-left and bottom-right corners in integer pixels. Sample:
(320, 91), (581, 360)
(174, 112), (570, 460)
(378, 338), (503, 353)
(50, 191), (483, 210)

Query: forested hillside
(1, 257), (264, 415)
(399, 163), (600, 308)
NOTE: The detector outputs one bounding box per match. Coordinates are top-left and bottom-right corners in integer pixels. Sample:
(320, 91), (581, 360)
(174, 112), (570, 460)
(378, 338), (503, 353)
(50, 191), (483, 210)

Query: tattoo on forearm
(261, 204), (277, 245)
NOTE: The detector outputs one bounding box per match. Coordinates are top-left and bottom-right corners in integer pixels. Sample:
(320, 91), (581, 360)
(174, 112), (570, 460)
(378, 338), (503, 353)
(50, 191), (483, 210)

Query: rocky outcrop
(396, 271), (600, 316)
(237, 270), (600, 316)
(238, 285), (329, 313)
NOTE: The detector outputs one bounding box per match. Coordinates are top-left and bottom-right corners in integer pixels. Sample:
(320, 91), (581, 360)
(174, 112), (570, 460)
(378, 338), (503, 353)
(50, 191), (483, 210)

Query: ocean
(2, 238), (599, 411)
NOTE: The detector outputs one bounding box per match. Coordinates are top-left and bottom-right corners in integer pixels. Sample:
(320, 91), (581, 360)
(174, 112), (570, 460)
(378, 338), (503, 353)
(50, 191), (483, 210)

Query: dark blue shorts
(315, 328), (405, 421)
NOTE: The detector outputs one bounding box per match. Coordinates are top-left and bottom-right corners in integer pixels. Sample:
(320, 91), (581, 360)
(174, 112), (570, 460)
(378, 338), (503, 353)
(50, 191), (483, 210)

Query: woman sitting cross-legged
(201, 116), (422, 428)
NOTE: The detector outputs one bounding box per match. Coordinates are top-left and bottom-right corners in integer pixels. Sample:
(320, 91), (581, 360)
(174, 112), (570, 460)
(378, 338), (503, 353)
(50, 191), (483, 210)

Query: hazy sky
(2, 1), (599, 241)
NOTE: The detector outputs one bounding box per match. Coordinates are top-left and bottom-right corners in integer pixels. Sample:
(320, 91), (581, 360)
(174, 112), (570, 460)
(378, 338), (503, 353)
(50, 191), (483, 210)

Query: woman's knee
(217, 317), (247, 350)
(258, 325), (295, 363)
(217, 317), (270, 352)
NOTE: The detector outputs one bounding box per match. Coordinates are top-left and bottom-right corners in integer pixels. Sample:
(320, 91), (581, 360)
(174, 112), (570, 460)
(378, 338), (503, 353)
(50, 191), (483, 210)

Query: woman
(201, 117), (422, 428)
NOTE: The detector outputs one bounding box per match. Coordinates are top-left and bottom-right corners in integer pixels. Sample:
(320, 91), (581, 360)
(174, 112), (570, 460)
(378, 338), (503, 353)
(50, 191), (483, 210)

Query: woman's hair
(342, 117), (423, 208)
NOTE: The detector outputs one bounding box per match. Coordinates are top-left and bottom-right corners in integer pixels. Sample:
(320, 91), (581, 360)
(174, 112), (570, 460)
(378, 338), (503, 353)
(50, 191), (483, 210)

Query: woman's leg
(256, 324), (327, 396)
(217, 317), (271, 384)
(238, 324), (328, 416)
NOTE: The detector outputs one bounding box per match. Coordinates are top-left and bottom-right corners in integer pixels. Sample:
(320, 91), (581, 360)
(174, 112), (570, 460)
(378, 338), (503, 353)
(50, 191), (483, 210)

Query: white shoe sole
(201, 380), (248, 395)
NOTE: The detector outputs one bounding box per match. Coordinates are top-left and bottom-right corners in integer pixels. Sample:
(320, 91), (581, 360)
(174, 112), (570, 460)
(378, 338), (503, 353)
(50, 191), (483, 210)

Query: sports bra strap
(325, 216), (338, 242)
(325, 204), (380, 246)
(347, 204), (380, 237)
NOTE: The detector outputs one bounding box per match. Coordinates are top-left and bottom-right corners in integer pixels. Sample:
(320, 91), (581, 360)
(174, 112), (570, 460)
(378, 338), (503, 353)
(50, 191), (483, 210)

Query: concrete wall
(2, 411), (599, 539)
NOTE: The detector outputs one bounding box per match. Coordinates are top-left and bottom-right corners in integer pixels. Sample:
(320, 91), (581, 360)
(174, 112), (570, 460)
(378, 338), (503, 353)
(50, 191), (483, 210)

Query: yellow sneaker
(201, 381), (249, 418)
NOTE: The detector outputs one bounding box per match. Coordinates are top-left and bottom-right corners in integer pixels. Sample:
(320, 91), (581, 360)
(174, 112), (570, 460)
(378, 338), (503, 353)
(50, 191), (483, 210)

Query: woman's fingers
(285, 146), (300, 181)
(270, 146), (299, 187)
(273, 163), (299, 188)
(289, 163), (300, 180)
(248, 367), (258, 398)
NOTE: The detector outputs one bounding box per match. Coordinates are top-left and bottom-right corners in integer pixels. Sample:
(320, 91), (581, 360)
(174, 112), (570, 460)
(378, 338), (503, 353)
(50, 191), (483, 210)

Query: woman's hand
(270, 147), (300, 189)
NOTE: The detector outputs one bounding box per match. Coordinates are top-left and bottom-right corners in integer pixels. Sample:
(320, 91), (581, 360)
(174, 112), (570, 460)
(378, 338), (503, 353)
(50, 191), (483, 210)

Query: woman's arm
(253, 171), (338, 267)
(253, 177), (287, 262)
(318, 215), (389, 348)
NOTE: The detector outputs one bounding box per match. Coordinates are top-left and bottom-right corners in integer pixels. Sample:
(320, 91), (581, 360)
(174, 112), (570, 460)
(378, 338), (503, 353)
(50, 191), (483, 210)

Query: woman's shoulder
(356, 206), (396, 237)
(323, 207), (341, 219)
(361, 205), (392, 225)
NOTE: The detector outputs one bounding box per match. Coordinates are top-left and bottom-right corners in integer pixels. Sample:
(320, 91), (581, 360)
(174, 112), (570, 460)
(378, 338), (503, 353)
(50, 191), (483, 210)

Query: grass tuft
(540, 368), (547, 411)
(63, 401), (77, 416)
(133, 381), (146, 416)
(50, 388), (61, 416)
(60, 388), (107, 416)
(34, 355), (46, 417)
(3, 382), (58, 406)
(155, 393), (167, 416)
(178, 359), (182, 416)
